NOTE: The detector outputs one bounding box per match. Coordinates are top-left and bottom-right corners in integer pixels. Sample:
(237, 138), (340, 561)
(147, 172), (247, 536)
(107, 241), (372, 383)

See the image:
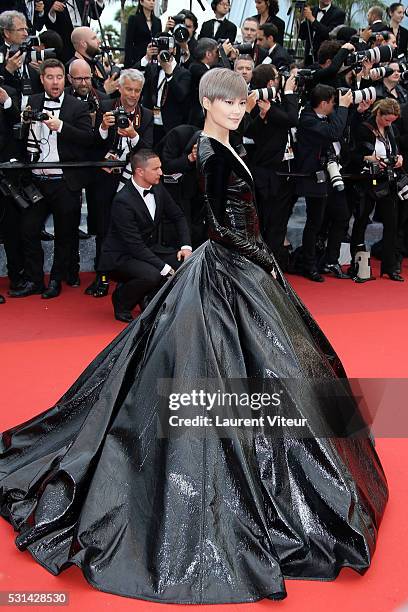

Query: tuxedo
(198, 18), (237, 42)
(369, 20), (388, 33)
(251, 13), (285, 46)
(44, 0), (104, 62)
(299, 4), (345, 65)
(124, 11), (162, 68)
(262, 43), (292, 69)
(0, 43), (43, 98)
(99, 180), (191, 312)
(20, 92), (93, 285)
(0, 1), (46, 34)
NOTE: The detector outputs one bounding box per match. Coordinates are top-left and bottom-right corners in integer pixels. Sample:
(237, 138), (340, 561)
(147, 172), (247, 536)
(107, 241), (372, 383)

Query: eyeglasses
(8, 27), (29, 32)
(71, 77), (92, 82)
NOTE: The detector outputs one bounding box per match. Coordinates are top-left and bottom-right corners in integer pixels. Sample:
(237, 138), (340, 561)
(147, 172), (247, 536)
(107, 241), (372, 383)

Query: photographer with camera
(374, 61), (408, 105)
(8, 58), (93, 299)
(198, 0), (236, 43)
(240, 17), (268, 65)
(188, 38), (220, 128)
(296, 84), (353, 281)
(0, 11), (43, 101)
(310, 40), (355, 88)
(245, 64), (299, 270)
(299, 0), (345, 65)
(124, 0), (161, 69)
(0, 1), (46, 35)
(256, 23), (292, 69)
(139, 32), (191, 144)
(165, 10), (198, 68)
(86, 68), (153, 297)
(349, 98), (406, 281)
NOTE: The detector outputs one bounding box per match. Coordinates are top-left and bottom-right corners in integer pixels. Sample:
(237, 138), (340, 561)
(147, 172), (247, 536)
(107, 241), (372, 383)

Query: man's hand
(146, 43), (159, 62)
(43, 114), (62, 131)
(257, 98), (271, 119)
(29, 60), (41, 72)
(35, 1), (45, 11)
(5, 50), (24, 74)
(104, 73), (120, 94)
(360, 27), (372, 43)
(395, 154), (404, 169)
(303, 5), (315, 22)
(188, 143), (197, 163)
(284, 73), (297, 92)
(50, 1), (65, 13)
(177, 249), (192, 261)
(165, 17), (175, 31)
(221, 39), (234, 56)
(246, 90), (258, 113)
(101, 111), (116, 130)
(118, 123), (137, 138)
(338, 88), (353, 108)
(159, 56), (174, 75)
(0, 88), (10, 105)
(341, 42), (355, 52)
(357, 98), (374, 113)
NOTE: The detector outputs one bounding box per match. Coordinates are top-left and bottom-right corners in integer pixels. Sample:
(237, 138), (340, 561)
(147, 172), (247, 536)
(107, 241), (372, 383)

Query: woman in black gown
(0, 69), (388, 604)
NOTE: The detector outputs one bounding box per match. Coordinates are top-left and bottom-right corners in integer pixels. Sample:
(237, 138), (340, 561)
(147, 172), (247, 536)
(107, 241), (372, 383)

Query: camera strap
(363, 121), (396, 158)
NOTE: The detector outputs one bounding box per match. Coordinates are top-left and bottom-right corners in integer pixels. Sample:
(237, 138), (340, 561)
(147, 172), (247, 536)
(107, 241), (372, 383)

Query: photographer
(0, 1), (46, 35)
(87, 68), (153, 297)
(296, 84), (353, 281)
(124, 0), (162, 69)
(374, 61), (408, 105)
(349, 98), (405, 281)
(8, 58), (93, 299)
(188, 38), (219, 127)
(240, 16), (267, 65)
(310, 40), (355, 88)
(0, 10), (43, 101)
(245, 64), (299, 268)
(198, 0), (237, 43)
(165, 9), (198, 67)
(256, 23), (292, 69)
(140, 32), (191, 144)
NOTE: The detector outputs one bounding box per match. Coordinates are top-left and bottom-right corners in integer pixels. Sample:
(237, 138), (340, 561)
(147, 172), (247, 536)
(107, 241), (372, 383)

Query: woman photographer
(350, 98), (406, 280)
(124, 0), (162, 68)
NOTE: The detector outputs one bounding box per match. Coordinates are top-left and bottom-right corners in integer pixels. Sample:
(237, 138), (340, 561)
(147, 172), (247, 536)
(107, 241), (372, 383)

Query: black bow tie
(215, 18), (223, 23)
(44, 96), (61, 103)
(143, 189), (154, 198)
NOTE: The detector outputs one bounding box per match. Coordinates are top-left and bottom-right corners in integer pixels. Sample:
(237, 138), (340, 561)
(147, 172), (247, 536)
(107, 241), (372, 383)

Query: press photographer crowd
(2, 0), (408, 321)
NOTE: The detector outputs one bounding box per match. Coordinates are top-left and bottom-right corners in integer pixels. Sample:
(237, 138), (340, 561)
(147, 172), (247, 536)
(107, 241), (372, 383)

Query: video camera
(151, 36), (175, 62)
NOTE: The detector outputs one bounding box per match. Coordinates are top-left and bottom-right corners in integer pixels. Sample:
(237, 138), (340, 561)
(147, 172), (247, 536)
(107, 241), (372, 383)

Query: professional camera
(337, 86), (376, 105)
(151, 35), (175, 62)
(22, 108), (49, 122)
(365, 157), (396, 182)
(326, 152), (344, 191)
(8, 36), (56, 63)
(251, 86), (278, 101)
(279, 67), (314, 89)
(111, 106), (132, 129)
(171, 13), (190, 43)
(370, 66), (394, 79)
(218, 39), (253, 54)
(345, 44), (394, 67)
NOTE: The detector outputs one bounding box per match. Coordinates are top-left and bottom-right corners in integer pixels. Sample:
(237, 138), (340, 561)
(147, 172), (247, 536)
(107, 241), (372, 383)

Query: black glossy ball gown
(0, 134), (388, 604)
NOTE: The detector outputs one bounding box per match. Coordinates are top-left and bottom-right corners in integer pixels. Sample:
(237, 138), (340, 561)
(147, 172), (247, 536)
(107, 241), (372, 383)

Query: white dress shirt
(316, 4), (331, 21)
(48, 0), (104, 27)
(32, 92), (65, 177)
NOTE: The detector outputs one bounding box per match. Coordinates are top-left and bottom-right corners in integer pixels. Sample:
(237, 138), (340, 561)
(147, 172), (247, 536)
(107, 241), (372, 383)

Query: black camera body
(366, 157), (396, 182)
(111, 106), (132, 129)
(22, 109), (49, 122)
(151, 36), (175, 62)
(172, 13), (190, 43)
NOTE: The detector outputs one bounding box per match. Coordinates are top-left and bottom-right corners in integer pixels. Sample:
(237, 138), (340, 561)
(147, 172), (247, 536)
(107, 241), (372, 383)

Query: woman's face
(377, 112), (398, 128)
(391, 5), (405, 23)
(255, 0), (268, 15)
(204, 96), (247, 130)
(141, 0), (155, 12)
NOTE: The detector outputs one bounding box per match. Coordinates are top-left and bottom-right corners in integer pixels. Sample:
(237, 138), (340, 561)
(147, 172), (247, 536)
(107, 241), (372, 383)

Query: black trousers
(350, 183), (408, 271)
(21, 177), (81, 284)
(0, 194), (25, 285)
(302, 189), (350, 271)
(111, 250), (181, 312)
(93, 171), (121, 271)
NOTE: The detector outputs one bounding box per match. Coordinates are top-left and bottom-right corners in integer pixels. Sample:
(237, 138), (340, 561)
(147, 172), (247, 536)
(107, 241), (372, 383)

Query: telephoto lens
(352, 86), (377, 105)
(370, 66), (394, 79)
(253, 87), (278, 101)
(366, 44), (394, 64)
(326, 159), (345, 191)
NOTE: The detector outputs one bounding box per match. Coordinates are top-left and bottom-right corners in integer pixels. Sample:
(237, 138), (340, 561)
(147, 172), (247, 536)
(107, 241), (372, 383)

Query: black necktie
(143, 189), (153, 198)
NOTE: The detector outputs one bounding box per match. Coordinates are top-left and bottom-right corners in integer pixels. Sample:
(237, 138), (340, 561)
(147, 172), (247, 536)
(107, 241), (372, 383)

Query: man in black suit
(188, 37), (219, 127)
(84, 68), (153, 298)
(139, 33), (191, 144)
(8, 58), (94, 299)
(296, 84), (352, 282)
(299, 0), (345, 65)
(241, 17), (267, 66)
(0, 1), (45, 34)
(367, 6), (388, 33)
(44, 0), (104, 63)
(256, 23), (292, 69)
(98, 149), (192, 323)
(198, 0), (237, 43)
(0, 10), (43, 99)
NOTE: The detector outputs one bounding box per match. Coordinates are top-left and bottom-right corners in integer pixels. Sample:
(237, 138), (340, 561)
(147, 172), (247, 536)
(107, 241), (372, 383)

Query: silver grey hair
(118, 68), (145, 88)
(199, 68), (248, 106)
(0, 10), (26, 33)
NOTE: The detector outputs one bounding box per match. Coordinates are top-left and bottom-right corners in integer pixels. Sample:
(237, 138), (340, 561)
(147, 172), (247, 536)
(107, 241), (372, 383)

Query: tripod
(286, 0), (314, 62)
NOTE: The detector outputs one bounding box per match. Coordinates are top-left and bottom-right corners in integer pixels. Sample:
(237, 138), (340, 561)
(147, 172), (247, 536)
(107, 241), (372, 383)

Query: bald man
(67, 26), (119, 96)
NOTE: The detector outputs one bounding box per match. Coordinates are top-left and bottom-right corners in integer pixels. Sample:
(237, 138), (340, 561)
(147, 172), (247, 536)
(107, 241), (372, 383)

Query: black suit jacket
(0, 85), (21, 161)
(198, 18), (237, 42)
(98, 180), (191, 272)
(0, 43), (43, 96)
(0, 1), (46, 33)
(251, 14), (285, 46)
(295, 105), (348, 197)
(27, 92), (93, 190)
(124, 12), (162, 68)
(264, 43), (292, 69)
(142, 63), (191, 132)
(370, 21), (388, 33)
(188, 61), (210, 128)
(299, 5), (345, 64)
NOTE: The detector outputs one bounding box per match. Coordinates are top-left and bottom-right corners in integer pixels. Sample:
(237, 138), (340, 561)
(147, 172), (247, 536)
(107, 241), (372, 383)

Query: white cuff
(57, 120), (63, 133)
(48, 10), (56, 23)
(180, 245), (192, 251)
(99, 125), (109, 139)
(2, 96), (12, 109)
(130, 133), (140, 147)
(161, 264), (172, 276)
(284, 90), (294, 95)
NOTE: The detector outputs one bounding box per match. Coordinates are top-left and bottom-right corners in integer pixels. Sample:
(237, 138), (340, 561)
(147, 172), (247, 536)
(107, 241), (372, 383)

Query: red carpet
(0, 264), (407, 612)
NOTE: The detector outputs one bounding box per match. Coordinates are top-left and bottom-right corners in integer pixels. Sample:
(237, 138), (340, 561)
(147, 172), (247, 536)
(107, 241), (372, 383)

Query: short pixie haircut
(199, 68), (248, 107)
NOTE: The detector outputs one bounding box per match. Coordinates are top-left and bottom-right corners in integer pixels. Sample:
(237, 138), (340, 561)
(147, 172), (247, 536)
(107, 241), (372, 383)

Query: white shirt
(213, 15), (226, 37)
(32, 92), (65, 177)
(131, 178), (192, 275)
(154, 58), (177, 126)
(316, 4), (331, 21)
(48, 0), (104, 27)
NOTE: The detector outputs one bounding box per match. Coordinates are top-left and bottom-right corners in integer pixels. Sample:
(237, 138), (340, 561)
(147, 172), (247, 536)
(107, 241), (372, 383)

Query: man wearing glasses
(198, 0), (237, 43)
(0, 1), (45, 35)
(0, 10), (43, 101)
